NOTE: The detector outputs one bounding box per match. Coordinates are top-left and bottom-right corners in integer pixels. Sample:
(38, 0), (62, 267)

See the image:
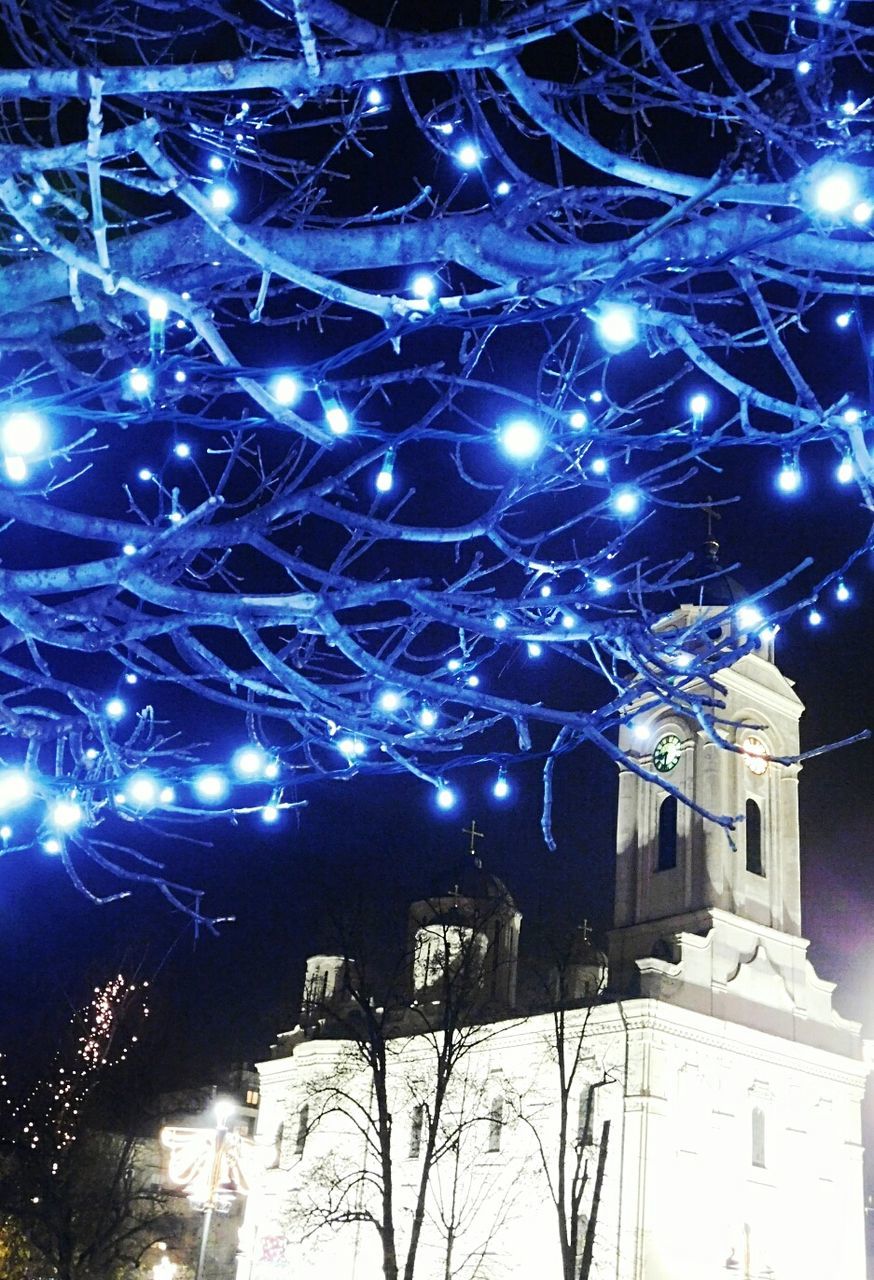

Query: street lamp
(162, 1098), (239, 1280)
(152, 1253), (177, 1280)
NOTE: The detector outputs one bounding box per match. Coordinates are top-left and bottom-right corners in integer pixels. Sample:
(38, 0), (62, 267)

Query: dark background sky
(2, 493), (873, 1093)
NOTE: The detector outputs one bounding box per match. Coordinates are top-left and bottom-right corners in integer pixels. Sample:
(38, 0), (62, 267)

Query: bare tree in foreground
(0, 0), (868, 912)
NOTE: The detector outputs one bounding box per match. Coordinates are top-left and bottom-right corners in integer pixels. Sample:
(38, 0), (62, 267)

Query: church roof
(675, 538), (748, 608)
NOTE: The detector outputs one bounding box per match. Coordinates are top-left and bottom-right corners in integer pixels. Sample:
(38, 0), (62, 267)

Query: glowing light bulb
(208, 155), (224, 171)
(126, 773), (159, 807)
(842, 407), (862, 425)
(689, 392), (710, 420)
(148, 296), (169, 322)
(836, 455), (854, 484)
(124, 673), (138, 685)
(808, 608), (823, 626)
(174, 369), (187, 382)
(4, 456), (26, 483)
(499, 418), (542, 461)
(493, 770), (510, 799)
(122, 542), (137, 556)
(208, 183), (235, 212)
(590, 390), (604, 403)
(776, 456), (802, 493)
(84, 748), (99, 760)
(841, 97), (857, 116)
(43, 838), (61, 855)
(813, 168), (857, 216)
(262, 804), (280, 823)
(495, 180), (511, 196)
(159, 786), (176, 804)
(418, 707), (437, 728)
(270, 374), (301, 406)
(322, 398), (350, 435)
(264, 760), (279, 779)
(836, 311), (853, 329)
(193, 770), (229, 803)
(590, 457), (608, 476)
(447, 659), (462, 671)
(456, 143), (481, 169)
(337, 736), (366, 757)
(105, 697), (125, 719)
(0, 825), (11, 840)
(835, 579), (851, 602)
(814, 0), (833, 13)
(527, 641), (543, 658)
(852, 201), (873, 224)
(435, 784), (456, 810)
(539, 584), (552, 597)
(376, 451), (395, 493)
(466, 674), (480, 687)
(378, 689), (403, 712)
(611, 486), (641, 517)
(494, 613), (508, 630)
(797, 59), (812, 75)
(365, 86), (383, 106)
(174, 442), (191, 459)
(562, 612), (576, 629)
(30, 191), (43, 206)
(51, 798), (82, 829)
(436, 121), (454, 136)
(0, 769), (32, 811)
(2, 411), (45, 456)
(232, 745), (267, 778)
(128, 369), (152, 397)
(737, 604), (763, 631)
(569, 410), (588, 430)
(595, 303), (638, 351)
(592, 576), (613, 595)
(411, 274), (436, 300)
(631, 721), (649, 742)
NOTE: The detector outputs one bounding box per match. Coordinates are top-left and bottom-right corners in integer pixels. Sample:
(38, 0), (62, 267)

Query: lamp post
(194, 1099), (235, 1280)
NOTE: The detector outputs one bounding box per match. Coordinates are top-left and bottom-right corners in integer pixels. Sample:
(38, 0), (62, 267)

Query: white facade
(237, 604), (870, 1280)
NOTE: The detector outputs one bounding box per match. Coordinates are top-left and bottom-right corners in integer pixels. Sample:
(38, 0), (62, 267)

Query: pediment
(723, 944), (794, 1011)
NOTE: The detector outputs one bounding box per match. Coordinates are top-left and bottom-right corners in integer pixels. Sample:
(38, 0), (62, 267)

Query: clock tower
(607, 556), (854, 1051)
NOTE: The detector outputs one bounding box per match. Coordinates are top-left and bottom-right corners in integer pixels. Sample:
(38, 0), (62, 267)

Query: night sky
(2, 488), (873, 1092)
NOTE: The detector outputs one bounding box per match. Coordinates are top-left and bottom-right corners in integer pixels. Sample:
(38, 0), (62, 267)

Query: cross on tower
(463, 819), (484, 866)
(580, 918), (592, 944)
(701, 494), (722, 541)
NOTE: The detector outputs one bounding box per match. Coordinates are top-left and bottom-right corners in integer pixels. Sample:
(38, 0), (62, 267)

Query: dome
(682, 539), (748, 608)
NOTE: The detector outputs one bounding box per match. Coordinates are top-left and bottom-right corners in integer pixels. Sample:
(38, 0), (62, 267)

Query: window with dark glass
(746, 799), (764, 876)
(577, 1086), (595, 1148)
(294, 1103), (309, 1155)
(752, 1106), (766, 1167)
(409, 1105), (423, 1158)
(487, 1096), (503, 1153)
(657, 795), (678, 870)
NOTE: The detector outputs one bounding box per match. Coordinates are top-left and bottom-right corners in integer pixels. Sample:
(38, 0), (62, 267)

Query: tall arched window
(487, 1096), (504, 1153)
(294, 1103), (309, 1156)
(657, 795), (678, 871)
(751, 1106), (766, 1168)
(745, 799), (764, 876)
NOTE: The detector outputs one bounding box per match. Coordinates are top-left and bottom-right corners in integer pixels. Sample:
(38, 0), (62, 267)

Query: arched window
(745, 799), (764, 876)
(751, 1106), (766, 1167)
(409, 1105), (424, 1159)
(487, 1096), (504, 1153)
(294, 1103), (309, 1156)
(657, 795), (678, 871)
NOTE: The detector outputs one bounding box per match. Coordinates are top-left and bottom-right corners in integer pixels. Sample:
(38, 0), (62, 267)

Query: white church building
(236, 582), (870, 1280)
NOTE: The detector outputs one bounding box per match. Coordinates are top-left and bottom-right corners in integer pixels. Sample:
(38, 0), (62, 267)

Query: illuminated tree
(0, 0), (869, 913)
(0, 976), (182, 1280)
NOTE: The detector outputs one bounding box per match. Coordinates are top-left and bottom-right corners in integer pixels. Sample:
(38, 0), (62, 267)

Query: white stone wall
(237, 999), (867, 1280)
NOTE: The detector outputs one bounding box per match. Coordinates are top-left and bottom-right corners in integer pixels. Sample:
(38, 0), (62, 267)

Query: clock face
(742, 736), (768, 775)
(653, 733), (682, 773)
